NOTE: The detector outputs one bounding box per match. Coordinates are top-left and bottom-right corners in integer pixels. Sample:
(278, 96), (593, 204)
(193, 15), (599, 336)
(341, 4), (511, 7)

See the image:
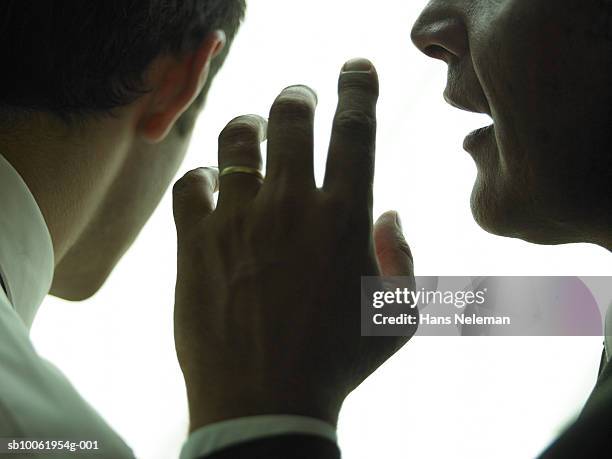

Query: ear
(138, 30), (227, 143)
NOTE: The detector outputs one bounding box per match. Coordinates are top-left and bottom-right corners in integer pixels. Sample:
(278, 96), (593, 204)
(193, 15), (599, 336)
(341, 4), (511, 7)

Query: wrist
(186, 384), (343, 433)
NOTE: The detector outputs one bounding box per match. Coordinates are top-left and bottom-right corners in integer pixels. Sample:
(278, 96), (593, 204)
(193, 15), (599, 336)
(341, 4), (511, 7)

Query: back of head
(0, 0), (245, 121)
(0, 1), (247, 301)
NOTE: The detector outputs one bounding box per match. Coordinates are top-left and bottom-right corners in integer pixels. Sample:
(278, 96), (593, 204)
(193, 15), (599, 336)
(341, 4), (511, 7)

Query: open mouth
(443, 89), (494, 153)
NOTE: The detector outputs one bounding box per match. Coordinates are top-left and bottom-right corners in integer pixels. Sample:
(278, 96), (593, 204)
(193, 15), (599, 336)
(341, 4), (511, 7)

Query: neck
(0, 111), (135, 265)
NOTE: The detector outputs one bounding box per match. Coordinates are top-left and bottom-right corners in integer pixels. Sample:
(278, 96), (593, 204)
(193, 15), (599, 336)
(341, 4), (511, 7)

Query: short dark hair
(0, 0), (245, 119)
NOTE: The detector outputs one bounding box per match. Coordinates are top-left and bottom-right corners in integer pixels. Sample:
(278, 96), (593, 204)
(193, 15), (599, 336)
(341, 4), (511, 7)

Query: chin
(50, 285), (101, 302)
(469, 179), (583, 246)
(49, 252), (121, 302)
(50, 270), (113, 301)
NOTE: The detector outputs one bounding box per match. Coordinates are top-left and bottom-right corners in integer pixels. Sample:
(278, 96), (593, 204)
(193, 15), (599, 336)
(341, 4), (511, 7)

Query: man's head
(0, 0), (245, 300)
(412, 0), (612, 248)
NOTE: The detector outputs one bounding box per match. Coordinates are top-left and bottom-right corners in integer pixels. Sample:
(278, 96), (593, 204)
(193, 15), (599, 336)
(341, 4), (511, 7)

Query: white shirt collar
(0, 153), (54, 329)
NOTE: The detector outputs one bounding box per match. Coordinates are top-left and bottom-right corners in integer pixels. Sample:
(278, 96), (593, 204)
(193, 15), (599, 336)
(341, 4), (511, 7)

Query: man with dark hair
(0, 1), (244, 457)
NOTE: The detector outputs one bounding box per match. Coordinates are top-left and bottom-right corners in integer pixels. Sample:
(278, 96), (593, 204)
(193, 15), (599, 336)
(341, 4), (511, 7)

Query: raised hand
(172, 58), (416, 431)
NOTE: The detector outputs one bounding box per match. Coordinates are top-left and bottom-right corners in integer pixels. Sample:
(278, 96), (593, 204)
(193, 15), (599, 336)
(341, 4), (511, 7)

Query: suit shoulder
(540, 366), (612, 459)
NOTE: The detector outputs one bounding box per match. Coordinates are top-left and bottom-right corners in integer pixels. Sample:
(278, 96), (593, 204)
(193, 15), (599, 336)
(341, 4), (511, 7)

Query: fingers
(323, 58), (379, 206)
(373, 211), (414, 276)
(265, 85), (317, 189)
(217, 114), (267, 210)
(173, 167), (219, 234)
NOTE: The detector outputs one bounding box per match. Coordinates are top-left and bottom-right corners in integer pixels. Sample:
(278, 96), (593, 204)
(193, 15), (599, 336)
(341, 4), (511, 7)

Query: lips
(463, 124), (494, 153)
(443, 87), (491, 116)
(444, 87), (495, 153)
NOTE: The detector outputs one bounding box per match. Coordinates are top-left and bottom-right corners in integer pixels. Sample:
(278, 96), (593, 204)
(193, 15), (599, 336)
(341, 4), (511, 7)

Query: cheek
(145, 138), (191, 206)
(473, 2), (600, 185)
(469, 0), (612, 231)
(112, 136), (191, 229)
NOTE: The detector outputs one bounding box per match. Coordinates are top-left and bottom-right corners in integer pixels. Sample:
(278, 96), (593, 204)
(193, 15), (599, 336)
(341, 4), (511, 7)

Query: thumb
(373, 211), (414, 276)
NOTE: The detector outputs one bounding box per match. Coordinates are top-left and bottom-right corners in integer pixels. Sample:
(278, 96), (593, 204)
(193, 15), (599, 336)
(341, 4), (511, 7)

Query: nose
(411, 3), (468, 63)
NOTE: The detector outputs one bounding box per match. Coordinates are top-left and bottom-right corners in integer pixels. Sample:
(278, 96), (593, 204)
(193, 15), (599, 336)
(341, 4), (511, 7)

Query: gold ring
(219, 166), (264, 181)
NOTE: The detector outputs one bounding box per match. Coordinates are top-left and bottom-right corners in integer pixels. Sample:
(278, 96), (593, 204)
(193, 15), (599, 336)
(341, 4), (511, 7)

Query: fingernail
(393, 211), (403, 230)
(342, 58), (373, 73)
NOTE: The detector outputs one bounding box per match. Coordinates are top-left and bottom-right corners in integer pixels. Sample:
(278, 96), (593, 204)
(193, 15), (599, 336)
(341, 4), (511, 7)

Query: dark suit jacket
(204, 350), (611, 459)
(539, 349), (612, 458)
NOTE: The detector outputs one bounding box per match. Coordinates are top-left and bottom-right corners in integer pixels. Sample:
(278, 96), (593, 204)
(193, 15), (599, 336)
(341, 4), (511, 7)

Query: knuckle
(277, 188), (303, 208)
(321, 191), (344, 212)
(248, 197), (299, 244)
(255, 187), (303, 221)
(263, 188), (301, 218)
(334, 109), (376, 137)
(321, 191), (371, 234)
(339, 73), (379, 97)
(246, 214), (268, 244)
(321, 192), (352, 224)
(218, 210), (245, 234)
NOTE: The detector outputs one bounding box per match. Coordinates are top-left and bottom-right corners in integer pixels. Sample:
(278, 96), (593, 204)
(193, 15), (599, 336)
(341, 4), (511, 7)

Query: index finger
(323, 58), (379, 206)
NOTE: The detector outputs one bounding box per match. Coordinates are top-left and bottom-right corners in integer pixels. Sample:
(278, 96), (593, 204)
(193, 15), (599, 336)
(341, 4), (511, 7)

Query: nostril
(424, 45), (442, 58)
(411, 13), (468, 61)
(423, 44), (452, 62)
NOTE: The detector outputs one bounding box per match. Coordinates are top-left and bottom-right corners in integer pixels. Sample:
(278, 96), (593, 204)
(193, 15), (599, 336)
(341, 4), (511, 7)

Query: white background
(31, 1), (611, 458)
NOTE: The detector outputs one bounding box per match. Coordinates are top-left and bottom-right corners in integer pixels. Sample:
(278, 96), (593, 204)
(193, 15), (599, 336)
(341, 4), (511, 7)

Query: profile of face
(411, 0), (612, 247)
(50, 34), (226, 300)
